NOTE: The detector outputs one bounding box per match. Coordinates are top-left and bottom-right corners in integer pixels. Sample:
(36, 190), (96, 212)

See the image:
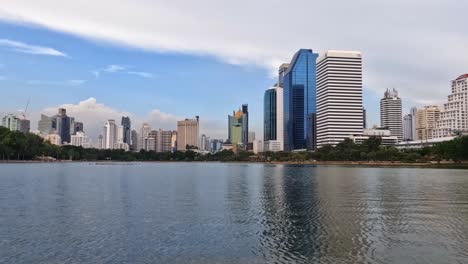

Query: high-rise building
(363, 108), (367, 129)
(55, 108), (71, 144)
(74, 122), (84, 133)
(45, 134), (61, 146)
(201, 134), (209, 151)
(38, 114), (56, 135)
(416, 105), (440, 141)
(263, 85), (284, 151)
(278, 63), (289, 87)
(380, 88), (403, 142)
(228, 107), (248, 146)
(103, 119), (117, 149)
(1, 114), (30, 133)
(283, 49), (319, 151)
(403, 114), (413, 141)
(316, 50), (363, 147)
(141, 123), (151, 139)
(148, 130), (159, 151)
(121, 117), (131, 146)
(410, 107), (418, 140)
(177, 116), (199, 150)
(130, 129), (139, 151)
(160, 130), (175, 152)
(97, 135), (104, 149)
(248, 132), (255, 143)
(433, 74), (468, 138)
(71, 131), (91, 148)
(171, 131), (177, 151)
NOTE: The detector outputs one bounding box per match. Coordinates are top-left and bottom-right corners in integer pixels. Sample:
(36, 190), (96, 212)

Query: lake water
(1, 163), (468, 263)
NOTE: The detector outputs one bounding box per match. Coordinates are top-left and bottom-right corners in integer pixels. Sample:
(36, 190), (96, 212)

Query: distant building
(403, 114), (413, 141)
(171, 131), (177, 151)
(396, 136), (456, 150)
(71, 131), (91, 148)
(416, 105), (440, 141)
(200, 134), (210, 151)
(380, 88), (403, 142)
(248, 132), (255, 143)
(55, 108), (72, 144)
(253, 140), (263, 154)
(142, 137), (156, 151)
(97, 135), (104, 149)
(209, 139), (223, 153)
(38, 108), (80, 144)
(130, 130), (139, 151)
(103, 120), (117, 149)
(160, 130), (175, 152)
(264, 140), (283, 152)
(363, 108), (367, 129)
(1, 114), (30, 133)
(317, 50), (363, 147)
(349, 128), (399, 146)
(264, 85), (284, 151)
(433, 74), (468, 138)
(410, 107), (418, 140)
(38, 114), (56, 135)
(74, 122), (84, 133)
(228, 106), (249, 148)
(121, 116), (131, 146)
(177, 116), (199, 150)
(45, 134), (61, 146)
(283, 49), (319, 151)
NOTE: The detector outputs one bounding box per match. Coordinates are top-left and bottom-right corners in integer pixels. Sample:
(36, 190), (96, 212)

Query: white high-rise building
(433, 74), (468, 138)
(380, 88), (403, 142)
(104, 120), (117, 149)
(316, 50), (363, 147)
(71, 131), (91, 148)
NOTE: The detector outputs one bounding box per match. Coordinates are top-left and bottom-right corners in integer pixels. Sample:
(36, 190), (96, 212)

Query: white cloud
(36, 97), (225, 141)
(0, 38), (68, 57)
(103, 64), (126, 73)
(1, 0), (467, 106)
(127, 71), (153, 78)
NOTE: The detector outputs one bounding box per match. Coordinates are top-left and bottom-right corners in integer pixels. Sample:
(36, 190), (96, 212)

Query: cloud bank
(1, 0), (467, 106)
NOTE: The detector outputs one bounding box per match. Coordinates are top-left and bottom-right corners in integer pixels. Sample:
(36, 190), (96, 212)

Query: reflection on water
(1, 163), (468, 263)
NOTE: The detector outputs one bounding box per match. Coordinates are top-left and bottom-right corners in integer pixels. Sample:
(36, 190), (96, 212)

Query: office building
(103, 119), (117, 149)
(171, 131), (177, 151)
(253, 140), (263, 154)
(403, 114), (413, 141)
(38, 114), (56, 135)
(121, 116), (131, 145)
(228, 107), (248, 146)
(349, 128), (399, 146)
(160, 130), (175, 152)
(141, 123), (151, 139)
(248, 132), (255, 143)
(410, 107), (418, 140)
(264, 85), (284, 151)
(70, 131), (91, 148)
(416, 105), (440, 141)
(380, 88), (403, 142)
(55, 108), (72, 144)
(433, 74), (468, 138)
(45, 134), (62, 146)
(316, 50), (363, 147)
(97, 135), (104, 149)
(201, 134), (210, 151)
(131, 130), (139, 151)
(74, 122), (84, 133)
(363, 108), (367, 129)
(1, 114), (30, 133)
(177, 116), (200, 150)
(283, 49), (319, 151)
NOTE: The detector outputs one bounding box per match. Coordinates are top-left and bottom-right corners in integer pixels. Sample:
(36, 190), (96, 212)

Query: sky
(0, 0), (467, 142)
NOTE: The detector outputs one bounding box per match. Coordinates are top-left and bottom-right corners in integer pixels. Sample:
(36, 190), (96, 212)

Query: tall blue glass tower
(283, 49), (318, 151)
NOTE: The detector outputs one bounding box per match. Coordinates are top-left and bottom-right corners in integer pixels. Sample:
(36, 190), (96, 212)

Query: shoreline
(1, 160), (467, 169)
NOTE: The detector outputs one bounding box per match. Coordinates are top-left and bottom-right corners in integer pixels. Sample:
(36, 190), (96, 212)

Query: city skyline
(2, 1), (468, 141)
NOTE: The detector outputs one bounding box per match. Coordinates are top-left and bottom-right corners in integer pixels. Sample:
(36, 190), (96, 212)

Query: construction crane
(17, 97), (30, 119)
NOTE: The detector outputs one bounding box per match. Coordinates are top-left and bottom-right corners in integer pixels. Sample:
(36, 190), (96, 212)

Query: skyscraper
(38, 114), (56, 135)
(131, 129), (139, 151)
(177, 116), (199, 150)
(104, 119), (117, 149)
(380, 88), (403, 142)
(416, 105), (440, 141)
(433, 74), (468, 138)
(403, 114), (413, 141)
(316, 50), (363, 147)
(283, 49), (319, 151)
(74, 122), (84, 133)
(263, 85), (284, 151)
(55, 108), (71, 144)
(121, 116), (131, 145)
(228, 106), (249, 146)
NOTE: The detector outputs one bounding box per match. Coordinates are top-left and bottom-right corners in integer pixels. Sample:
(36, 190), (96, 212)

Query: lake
(1, 163), (468, 263)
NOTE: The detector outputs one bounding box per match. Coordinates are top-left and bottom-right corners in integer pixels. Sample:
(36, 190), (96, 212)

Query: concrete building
(70, 131), (91, 148)
(264, 85), (284, 152)
(264, 140), (283, 152)
(380, 88), (403, 142)
(97, 135), (104, 149)
(282, 49), (319, 151)
(433, 74), (468, 138)
(416, 106), (440, 141)
(209, 139), (223, 153)
(171, 131), (177, 151)
(317, 50), (363, 147)
(177, 116), (200, 151)
(403, 114), (413, 141)
(130, 130), (139, 151)
(253, 140), (264, 154)
(103, 119), (117, 149)
(396, 136), (456, 150)
(248, 132), (256, 143)
(1, 114), (30, 133)
(38, 114), (56, 135)
(45, 134), (61, 146)
(228, 106), (249, 147)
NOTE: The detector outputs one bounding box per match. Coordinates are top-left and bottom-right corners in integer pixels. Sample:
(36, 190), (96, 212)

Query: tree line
(1, 126), (467, 163)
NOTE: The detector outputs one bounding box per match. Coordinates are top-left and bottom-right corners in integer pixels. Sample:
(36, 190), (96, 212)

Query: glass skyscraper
(264, 88), (277, 141)
(121, 116), (131, 145)
(283, 49), (318, 151)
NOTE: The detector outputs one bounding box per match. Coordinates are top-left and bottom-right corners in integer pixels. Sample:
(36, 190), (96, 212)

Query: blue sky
(1, 0), (466, 140)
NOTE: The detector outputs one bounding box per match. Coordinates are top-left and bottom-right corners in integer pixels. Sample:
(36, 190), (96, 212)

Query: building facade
(263, 85), (284, 151)
(403, 114), (413, 141)
(70, 131), (91, 148)
(177, 116), (200, 150)
(103, 119), (117, 149)
(121, 116), (131, 146)
(283, 49), (319, 151)
(416, 105), (440, 141)
(380, 88), (403, 142)
(228, 107), (248, 146)
(1, 114), (30, 133)
(433, 74), (468, 138)
(316, 50), (363, 147)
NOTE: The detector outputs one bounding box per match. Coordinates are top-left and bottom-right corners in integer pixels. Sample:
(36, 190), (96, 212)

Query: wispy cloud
(25, 79), (86, 86)
(0, 39), (68, 57)
(92, 64), (153, 79)
(127, 71), (154, 78)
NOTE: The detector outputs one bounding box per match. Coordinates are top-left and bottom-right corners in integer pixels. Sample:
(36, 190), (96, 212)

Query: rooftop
(455, 74), (468, 81)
